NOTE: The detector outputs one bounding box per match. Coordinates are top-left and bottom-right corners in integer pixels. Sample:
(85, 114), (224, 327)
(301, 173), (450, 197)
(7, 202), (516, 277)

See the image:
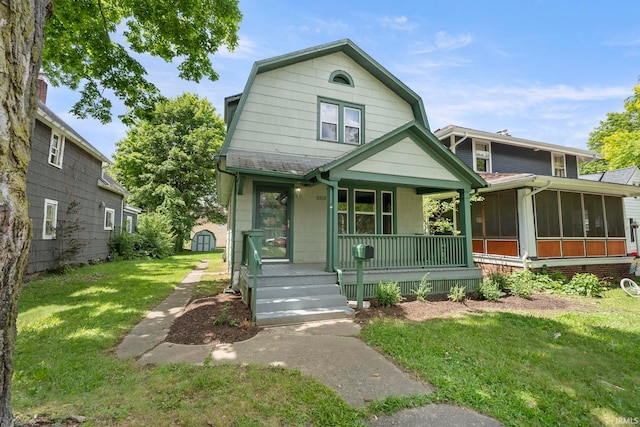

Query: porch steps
(247, 269), (353, 326)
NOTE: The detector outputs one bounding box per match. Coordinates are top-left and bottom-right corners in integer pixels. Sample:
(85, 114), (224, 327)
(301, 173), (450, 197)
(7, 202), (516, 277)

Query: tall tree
(580, 83), (640, 174)
(0, 2), (241, 425)
(113, 93), (226, 251)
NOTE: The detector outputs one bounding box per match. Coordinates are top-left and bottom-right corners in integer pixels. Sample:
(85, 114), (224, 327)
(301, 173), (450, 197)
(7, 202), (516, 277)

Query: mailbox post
(352, 244), (374, 309)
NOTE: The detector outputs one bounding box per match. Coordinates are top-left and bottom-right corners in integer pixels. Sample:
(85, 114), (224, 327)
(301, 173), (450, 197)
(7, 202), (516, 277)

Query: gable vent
(329, 70), (354, 87)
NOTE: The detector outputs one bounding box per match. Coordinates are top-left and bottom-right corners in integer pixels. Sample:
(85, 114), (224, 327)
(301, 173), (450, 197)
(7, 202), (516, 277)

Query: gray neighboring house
(582, 166), (640, 256)
(26, 79), (137, 273)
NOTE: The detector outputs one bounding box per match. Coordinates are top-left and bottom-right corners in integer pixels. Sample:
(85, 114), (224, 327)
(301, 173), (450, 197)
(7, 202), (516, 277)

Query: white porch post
(458, 188), (475, 268)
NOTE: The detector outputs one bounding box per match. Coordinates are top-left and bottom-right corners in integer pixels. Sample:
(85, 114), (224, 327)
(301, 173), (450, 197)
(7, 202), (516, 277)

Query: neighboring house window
(318, 98), (364, 145)
(354, 190), (375, 234)
(104, 208), (115, 230)
(552, 153), (566, 177)
(125, 215), (133, 233)
(472, 140), (491, 172)
(338, 188), (348, 234)
(48, 131), (65, 168)
(382, 191), (393, 234)
(471, 190), (517, 238)
(42, 199), (58, 239)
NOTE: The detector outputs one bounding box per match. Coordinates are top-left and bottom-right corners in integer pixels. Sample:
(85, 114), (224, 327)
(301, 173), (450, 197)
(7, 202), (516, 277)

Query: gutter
(315, 172), (339, 272)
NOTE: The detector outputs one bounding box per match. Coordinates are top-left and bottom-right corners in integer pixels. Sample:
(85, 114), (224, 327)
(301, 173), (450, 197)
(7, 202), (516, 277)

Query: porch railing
(242, 230), (263, 321)
(338, 234), (466, 270)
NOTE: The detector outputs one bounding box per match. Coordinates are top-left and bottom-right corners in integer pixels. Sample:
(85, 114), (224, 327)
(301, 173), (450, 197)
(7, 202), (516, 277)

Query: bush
(487, 273), (509, 290)
(375, 281), (404, 307)
(108, 228), (141, 260)
(412, 274), (432, 302)
(448, 284), (466, 302)
(478, 278), (501, 301)
(507, 270), (536, 299)
(137, 213), (175, 259)
(563, 273), (603, 297)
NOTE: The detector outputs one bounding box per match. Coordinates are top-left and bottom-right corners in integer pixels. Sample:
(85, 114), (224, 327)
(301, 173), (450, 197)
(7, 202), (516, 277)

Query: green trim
(317, 97), (365, 145)
(329, 70), (354, 87)
(226, 165), (308, 181)
(220, 39), (430, 157)
(252, 183), (294, 262)
(337, 185), (397, 234)
(237, 176), (246, 196)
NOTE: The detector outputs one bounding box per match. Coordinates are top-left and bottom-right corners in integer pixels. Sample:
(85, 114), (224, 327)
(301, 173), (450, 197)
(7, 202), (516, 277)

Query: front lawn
(14, 251), (362, 426)
(361, 288), (640, 426)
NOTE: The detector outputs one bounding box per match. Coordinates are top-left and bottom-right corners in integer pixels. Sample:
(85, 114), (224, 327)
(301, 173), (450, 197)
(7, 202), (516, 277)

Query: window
(329, 70), (354, 87)
(125, 215), (133, 233)
(605, 197), (625, 237)
(354, 190), (375, 234)
(104, 208), (115, 230)
(48, 131), (65, 168)
(382, 191), (393, 234)
(471, 190), (517, 238)
(319, 98), (364, 145)
(473, 140), (491, 172)
(560, 191), (583, 237)
(42, 199), (58, 239)
(552, 153), (566, 177)
(338, 188), (348, 234)
(534, 190), (560, 237)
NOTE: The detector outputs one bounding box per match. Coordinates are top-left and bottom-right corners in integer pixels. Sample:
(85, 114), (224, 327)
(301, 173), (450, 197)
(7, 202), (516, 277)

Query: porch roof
(225, 148), (329, 177)
(479, 172), (640, 197)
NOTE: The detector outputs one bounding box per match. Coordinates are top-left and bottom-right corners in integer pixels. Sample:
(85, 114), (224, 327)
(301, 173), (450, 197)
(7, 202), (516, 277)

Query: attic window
(329, 70), (354, 87)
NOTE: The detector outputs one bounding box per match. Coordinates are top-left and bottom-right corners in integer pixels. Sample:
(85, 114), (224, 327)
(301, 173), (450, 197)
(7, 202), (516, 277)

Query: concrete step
(257, 284), (341, 299)
(255, 306), (355, 327)
(255, 294), (348, 313)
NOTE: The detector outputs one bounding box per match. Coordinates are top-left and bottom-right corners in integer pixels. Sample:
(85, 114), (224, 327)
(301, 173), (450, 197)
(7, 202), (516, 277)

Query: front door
(256, 186), (291, 260)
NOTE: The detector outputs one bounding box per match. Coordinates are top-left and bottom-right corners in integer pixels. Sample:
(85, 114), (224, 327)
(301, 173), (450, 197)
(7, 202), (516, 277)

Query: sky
(43, 0), (640, 160)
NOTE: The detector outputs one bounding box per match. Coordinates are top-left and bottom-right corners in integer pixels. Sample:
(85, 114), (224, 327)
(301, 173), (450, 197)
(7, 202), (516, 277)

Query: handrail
(246, 237), (262, 322)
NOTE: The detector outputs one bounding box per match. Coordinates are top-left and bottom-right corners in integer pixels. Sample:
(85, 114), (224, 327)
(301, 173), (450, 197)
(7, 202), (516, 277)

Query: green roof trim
(220, 39), (429, 156)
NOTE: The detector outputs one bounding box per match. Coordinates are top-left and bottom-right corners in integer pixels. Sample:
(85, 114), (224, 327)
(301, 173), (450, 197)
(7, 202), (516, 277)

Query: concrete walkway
(116, 261), (502, 426)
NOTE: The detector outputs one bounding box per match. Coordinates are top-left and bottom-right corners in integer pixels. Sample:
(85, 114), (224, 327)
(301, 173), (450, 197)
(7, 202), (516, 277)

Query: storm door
(256, 186), (291, 260)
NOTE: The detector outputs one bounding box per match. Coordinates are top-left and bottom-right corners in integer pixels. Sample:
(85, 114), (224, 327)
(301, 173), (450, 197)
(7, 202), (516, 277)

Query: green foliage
(42, 0), (242, 123)
(136, 213), (175, 259)
(447, 284), (466, 302)
(422, 194), (484, 235)
(113, 93), (227, 251)
(477, 278), (501, 302)
(375, 281), (404, 307)
(563, 273), (603, 297)
(412, 274), (432, 302)
(506, 270), (536, 299)
(487, 272), (509, 290)
(108, 228), (141, 261)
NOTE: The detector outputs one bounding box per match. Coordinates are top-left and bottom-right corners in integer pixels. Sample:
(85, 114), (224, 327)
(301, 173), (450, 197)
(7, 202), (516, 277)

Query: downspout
(526, 180), (552, 197)
(449, 132), (469, 154)
(217, 165), (239, 280)
(522, 180), (551, 267)
(316, 172), (338, 272)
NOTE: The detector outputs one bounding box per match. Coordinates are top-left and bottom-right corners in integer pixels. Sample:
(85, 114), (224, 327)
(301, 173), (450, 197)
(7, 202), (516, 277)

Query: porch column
(317, 174), (339, 272)
(458, 188), (475, 268)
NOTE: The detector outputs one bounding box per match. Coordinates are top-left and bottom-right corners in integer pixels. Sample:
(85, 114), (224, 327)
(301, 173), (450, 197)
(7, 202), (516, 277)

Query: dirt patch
(354, 292), (595, 323)
(166, 289), (595, 345)
(166, 291), (260, 345)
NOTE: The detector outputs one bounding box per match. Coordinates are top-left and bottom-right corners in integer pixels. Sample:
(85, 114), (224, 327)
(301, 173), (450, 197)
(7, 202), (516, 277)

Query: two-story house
(217, 40), (486, 325)
(435, 125), (640, 278)
(26, 78), (137, 273)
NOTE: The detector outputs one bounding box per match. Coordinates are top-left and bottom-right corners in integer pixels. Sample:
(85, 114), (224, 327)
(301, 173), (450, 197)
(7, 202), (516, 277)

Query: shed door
(195, 233), (212, 251)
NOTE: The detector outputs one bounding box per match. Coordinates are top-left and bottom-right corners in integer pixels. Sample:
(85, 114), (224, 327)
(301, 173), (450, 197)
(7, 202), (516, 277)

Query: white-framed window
(354, 190), (376, 234)
(104, 207), (115, 230)
(42, 199), (58, 239)
(382, 191), (393, 234)
(552, 153), (566, 177)
(125, 215), (133, 233)
(338, 188), (348, 234)
(319, 98), (364, 145)
(472, 140), (491, 173)
(48, 131), (65, 168)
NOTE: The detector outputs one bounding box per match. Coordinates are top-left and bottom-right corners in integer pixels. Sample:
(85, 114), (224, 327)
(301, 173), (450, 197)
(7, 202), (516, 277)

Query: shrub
(487, 272), (509, 290)
(448, 284), (466, 302)
(563, 273), (603, 297)
(478, 278), (501, 302)
(375, 281), (404, 307)
(507, 270), (536, 299)
(137, 213), (175, 259)
(108, 228), (141, 260)
(412, 274), (432, 302)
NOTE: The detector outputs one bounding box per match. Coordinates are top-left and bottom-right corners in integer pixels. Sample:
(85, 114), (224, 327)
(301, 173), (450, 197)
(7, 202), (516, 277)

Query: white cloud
(379, 16), (417, 31)
(297, 18), (350, 35)
(413, 31), (473, 54)
(216, 35), (259, 59)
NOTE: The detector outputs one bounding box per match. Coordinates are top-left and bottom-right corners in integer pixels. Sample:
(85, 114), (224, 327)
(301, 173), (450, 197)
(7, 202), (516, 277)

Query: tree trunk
(0, 1), (51, 426)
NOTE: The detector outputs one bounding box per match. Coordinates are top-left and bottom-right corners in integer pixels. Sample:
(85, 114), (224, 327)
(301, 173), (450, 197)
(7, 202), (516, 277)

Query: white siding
(293, 184), (327, 263)
(396, 187), (424, 234)
(230, 52), (415, 159)
(624, 197), (640, 254)
(347, 138), (458, 181)
(231, 178), (255, 272)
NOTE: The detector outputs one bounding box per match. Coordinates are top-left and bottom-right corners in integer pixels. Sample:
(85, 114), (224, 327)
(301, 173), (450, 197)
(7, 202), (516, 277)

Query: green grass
(14, 251), (364, 426)
(361, 288), (640, 426)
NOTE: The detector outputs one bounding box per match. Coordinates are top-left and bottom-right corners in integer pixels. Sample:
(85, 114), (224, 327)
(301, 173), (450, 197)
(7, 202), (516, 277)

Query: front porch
(240, 232), (482, 325)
